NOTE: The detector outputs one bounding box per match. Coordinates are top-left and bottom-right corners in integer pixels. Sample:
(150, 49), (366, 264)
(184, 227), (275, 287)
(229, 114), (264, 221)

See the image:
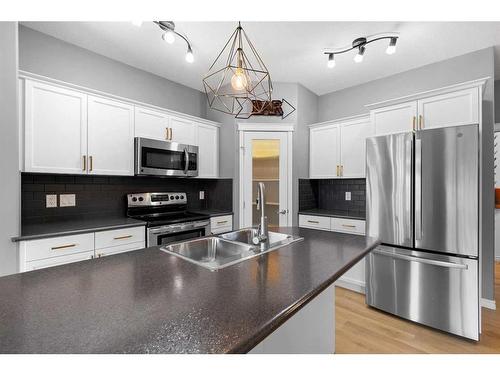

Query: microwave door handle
(183, 148), (189, 174)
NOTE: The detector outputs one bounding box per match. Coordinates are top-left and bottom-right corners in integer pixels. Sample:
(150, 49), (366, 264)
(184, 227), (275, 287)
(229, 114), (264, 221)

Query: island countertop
(0, 227), (379, 354)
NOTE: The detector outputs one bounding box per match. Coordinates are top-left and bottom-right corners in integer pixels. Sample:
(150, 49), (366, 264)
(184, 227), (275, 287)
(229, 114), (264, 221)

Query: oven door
(148, 221), (210, 247)
(135, 137), (198, 177)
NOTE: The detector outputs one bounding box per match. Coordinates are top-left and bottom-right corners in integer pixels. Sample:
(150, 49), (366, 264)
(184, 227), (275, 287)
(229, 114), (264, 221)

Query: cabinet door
(309, 124), (340, 178)
(134, 105), (170, 141)
(371, 101), (417, 136)
(169, 116), (197, 145)
(87, 96), (135, 176)
(197, 123), (219, 178)
(340, 118), (371, 178)
(417, 88), (479, 130)
(95, 242), (145, 258)
(24, 80), (87, 174)
(24, 251), (95, 272)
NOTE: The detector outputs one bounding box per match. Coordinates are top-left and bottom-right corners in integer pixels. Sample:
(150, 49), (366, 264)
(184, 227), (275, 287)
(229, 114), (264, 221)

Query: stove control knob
(132, 197), (137, 202)
(175, 195), (179, 200)
(138, 197), (144, 202)
(170, 195), (174, 200)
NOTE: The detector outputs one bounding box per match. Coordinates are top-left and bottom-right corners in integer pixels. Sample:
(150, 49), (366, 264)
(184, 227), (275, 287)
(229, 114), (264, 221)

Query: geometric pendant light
(203, 22), (273, 119)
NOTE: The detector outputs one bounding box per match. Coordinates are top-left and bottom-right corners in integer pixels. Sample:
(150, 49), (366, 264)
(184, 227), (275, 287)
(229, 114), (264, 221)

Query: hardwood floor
(335, 262), (500, 353)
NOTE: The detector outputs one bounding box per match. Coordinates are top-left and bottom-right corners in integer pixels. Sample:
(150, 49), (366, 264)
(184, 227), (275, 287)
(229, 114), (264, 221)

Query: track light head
(354, 46), (365, 63)
(386, 37), (397, 55)
(327, 53), (336, 68)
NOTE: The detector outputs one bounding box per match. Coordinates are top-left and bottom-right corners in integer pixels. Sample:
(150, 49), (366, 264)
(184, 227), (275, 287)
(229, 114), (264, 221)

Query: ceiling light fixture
(327, 53), (335, 68)
(202, 22), (273, 119)
(154, 21), (194, 64)
(323, 32), (399, 67)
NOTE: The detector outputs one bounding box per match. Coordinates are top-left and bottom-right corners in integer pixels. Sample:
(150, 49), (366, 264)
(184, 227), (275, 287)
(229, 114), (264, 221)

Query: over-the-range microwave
(134, 137), (199, 177)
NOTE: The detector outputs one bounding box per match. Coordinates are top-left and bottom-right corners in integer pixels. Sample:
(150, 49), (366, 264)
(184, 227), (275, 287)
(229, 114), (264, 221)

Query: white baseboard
(335, 277), (365, 294)
(481, 298), (497, 310)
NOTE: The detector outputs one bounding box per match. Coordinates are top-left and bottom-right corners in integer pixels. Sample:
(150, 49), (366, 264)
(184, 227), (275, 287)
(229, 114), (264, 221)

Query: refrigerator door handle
(415, 138), (422, 241)
(373, 249), (468, 270)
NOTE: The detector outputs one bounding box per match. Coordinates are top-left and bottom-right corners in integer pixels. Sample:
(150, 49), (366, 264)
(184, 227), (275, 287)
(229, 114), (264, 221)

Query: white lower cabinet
(210, 215), (233, 235)
(298, 214), (366, 293)
(18, 226), (146, 272)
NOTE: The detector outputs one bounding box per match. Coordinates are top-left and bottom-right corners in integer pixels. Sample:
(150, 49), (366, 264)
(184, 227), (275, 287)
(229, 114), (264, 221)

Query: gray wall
(318, 47), (496, 301)
(18, 25), (207, 119)
(0, 22), (20, 276)
(495, 80), (500, 125)
(206, 82), (317, 228)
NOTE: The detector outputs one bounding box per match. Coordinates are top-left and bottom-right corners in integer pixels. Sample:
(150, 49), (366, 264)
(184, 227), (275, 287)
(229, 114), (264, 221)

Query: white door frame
(238, 123), (294, 228)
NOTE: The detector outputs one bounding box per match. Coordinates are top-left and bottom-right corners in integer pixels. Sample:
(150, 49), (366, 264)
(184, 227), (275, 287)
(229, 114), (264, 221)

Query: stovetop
(128, 211), (210, 228)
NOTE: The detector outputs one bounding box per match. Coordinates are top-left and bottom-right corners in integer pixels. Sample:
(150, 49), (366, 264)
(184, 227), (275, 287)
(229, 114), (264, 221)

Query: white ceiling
(21, 21), (500, 96)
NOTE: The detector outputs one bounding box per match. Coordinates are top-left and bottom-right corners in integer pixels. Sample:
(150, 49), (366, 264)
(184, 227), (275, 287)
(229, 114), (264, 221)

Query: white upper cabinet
(24, 80), (87, 174)
(371, 101), (417, 136)
(87, 96), (135, 176)
(197, 122), (219, 178)
(417, 88), (479, 129)
(340, 117), (372, 178)
(309, 124), (340, 178)
(368, 80), (484, 136)
(169, 116), (197, 145)
(134, 106), (170, 141)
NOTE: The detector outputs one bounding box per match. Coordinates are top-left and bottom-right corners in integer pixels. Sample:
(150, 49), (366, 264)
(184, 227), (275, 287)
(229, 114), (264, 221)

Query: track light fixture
(154, 21), (194, 64)
(323, 32), (399, 67)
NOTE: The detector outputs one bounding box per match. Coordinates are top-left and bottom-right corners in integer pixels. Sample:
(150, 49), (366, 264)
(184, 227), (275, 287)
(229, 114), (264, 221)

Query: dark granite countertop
(0, 227), (379, 353)
(298, 208), (366, 220)
(12, 216), (146, 242)
(190, 209), (233, 218)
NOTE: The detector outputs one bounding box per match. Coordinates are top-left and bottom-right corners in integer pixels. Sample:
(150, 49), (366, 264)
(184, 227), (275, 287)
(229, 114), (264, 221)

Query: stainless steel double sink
(160, 228), (303, 271)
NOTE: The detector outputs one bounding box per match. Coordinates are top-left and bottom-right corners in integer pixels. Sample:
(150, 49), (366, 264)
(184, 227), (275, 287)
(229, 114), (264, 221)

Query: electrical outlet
(60, 194), (76, 207)
(345, 192), (351, 201)
(199, 191), (205, 200)
(46, 194), (57, 208)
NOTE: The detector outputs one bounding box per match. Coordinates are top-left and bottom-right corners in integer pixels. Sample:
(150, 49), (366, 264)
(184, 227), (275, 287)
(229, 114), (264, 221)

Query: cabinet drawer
(24, 250), (95, 272)
(210, 215), (233, 231)
(95, 241), (145, 257)
(298, 215), (331, 230)
(23, 233), (95, 262)
(331, 218), (365, 235)
(94, 226), (145, 249)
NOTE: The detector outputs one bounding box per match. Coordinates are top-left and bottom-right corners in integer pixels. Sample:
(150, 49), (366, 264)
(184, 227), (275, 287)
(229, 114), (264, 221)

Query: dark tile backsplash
(22, 173), (232, 223)
(299, 178), (366, 216)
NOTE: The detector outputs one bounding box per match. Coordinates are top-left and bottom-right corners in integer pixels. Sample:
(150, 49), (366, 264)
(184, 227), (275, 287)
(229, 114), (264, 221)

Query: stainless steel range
(127, 192), (210, 247)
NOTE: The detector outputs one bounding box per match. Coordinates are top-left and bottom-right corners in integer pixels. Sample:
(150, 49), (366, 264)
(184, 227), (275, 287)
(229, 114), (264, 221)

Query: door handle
(277, 209), (287, 215)
(183, 148), (189, 174)
(373, 249), (468, 270)
(415, 138), (422, 241)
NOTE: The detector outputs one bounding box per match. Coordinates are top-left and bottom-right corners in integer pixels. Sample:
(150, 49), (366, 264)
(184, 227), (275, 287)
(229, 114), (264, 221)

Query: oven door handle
(149, 220), (210, 234)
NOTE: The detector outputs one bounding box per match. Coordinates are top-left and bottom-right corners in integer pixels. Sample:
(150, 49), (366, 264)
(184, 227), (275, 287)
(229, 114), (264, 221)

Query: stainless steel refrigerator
(365, 124), (480, 341)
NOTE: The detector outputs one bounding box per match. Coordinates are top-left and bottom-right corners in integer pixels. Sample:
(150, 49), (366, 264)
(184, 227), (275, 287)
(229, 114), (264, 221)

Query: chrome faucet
(252, 182), (268, 246)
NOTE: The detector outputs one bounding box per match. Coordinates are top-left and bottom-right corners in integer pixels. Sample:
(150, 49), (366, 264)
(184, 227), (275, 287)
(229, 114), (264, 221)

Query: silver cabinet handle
(373, 249), (468, 270)
(184, 148), (189, 174)
(415, 138), (422, 241)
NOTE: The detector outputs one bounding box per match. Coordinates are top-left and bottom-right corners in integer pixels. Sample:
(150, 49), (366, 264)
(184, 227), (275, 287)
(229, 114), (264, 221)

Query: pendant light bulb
(327, 54), (336, 68)
(231, 67), (249, 91)
(162, 30), (175, 44)
(185, 46), (194, 63)
(354, 46), (365, 63)
(386, 37), (397, 55)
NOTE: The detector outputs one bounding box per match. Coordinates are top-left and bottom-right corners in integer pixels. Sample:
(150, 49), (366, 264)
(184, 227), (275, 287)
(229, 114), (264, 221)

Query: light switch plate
(345, 192), (351, 201)
(46, 194), (57, 208)
(60, 194), (76, 207)
(199, 191), (205, 200)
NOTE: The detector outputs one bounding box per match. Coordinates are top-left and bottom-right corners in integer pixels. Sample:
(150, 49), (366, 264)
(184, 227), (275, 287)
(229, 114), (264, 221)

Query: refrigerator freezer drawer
(365, 245), (479, 340)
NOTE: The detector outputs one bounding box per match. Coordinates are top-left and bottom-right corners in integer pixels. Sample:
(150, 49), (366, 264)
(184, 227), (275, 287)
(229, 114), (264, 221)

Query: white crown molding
(237, 122), (295, 132)
(18, 70), (221, 128)
(308, 113), (369, 128)
(365, 77), (490, 110)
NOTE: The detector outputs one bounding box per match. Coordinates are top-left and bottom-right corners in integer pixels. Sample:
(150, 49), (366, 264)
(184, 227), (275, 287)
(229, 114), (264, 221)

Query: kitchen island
(0, 227), (379, 353)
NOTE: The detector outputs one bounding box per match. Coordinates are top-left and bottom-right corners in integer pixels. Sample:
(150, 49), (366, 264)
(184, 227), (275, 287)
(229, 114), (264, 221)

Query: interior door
(415, 124), (478, 257)
(242, 132), (290, 229)
(87, 96), (135, 176)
